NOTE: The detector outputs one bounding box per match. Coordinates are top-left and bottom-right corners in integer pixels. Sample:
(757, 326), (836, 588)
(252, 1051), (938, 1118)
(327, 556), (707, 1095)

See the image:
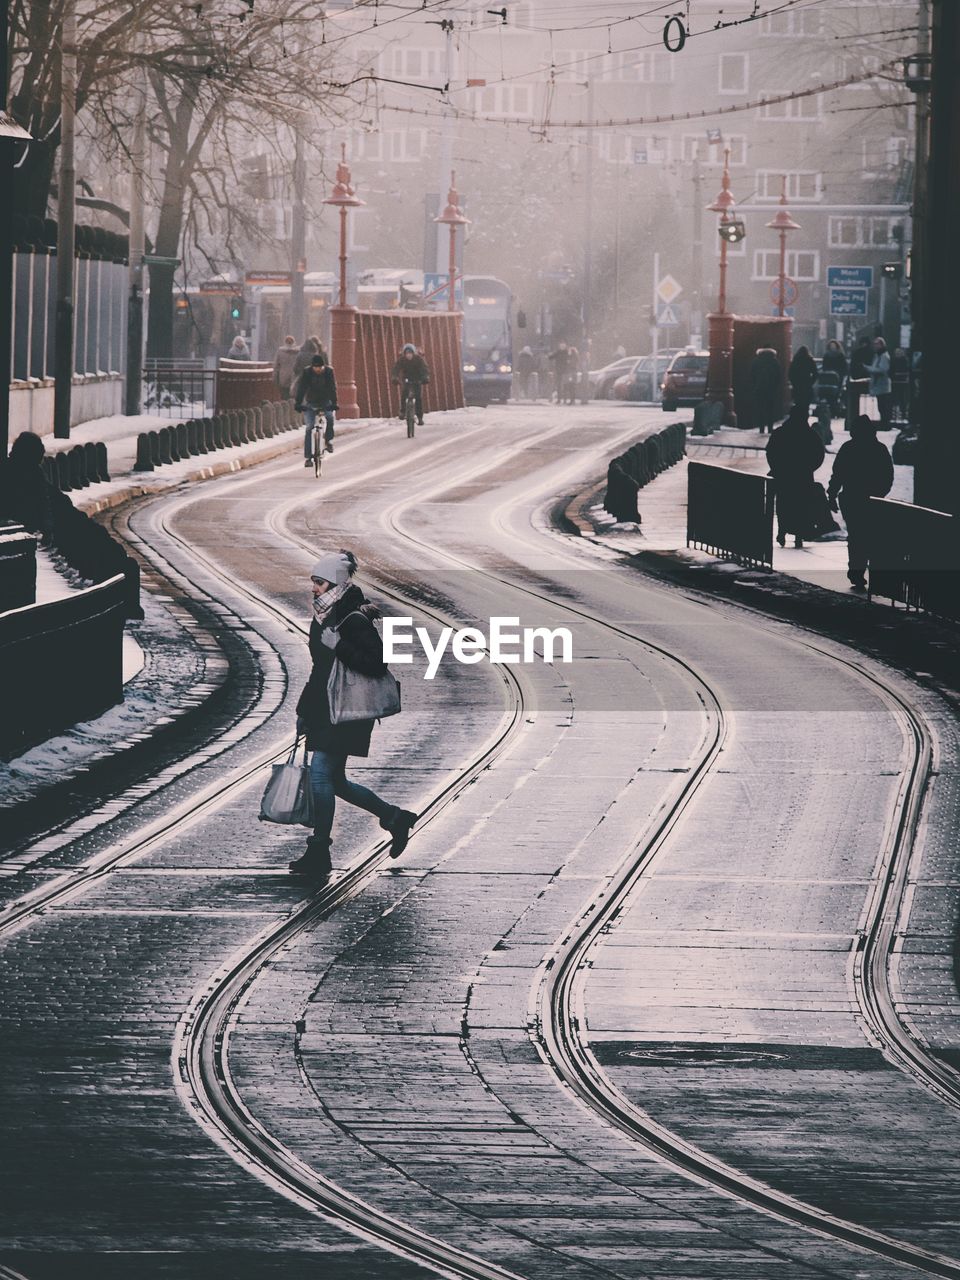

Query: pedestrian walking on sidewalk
(273, 335), (299, 398)
(295, 353), (338, 462)
(516, 346), (536, 400)
(868, 337), (893, 430)
(548, 340), (570, 404)
(749, 347), (782, 433)
(226, 335), (250, 361)
(847, 336), (873, 428)
(291, 550), (417, 881)
(788, 345), (818, 411)
(766, 405), (826, 549)
(827, 415), (894, 591)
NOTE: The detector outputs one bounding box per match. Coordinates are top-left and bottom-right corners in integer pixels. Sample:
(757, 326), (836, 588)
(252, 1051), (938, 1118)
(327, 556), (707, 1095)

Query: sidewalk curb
(75, 434), (300, 517)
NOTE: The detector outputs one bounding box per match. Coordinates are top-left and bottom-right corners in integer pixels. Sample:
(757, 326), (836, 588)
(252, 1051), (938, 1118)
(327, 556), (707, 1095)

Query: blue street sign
(829, 287), (868, 316)
(770, 306), (796, 318)
(827, 265), (873, 289)
(423, 271), (463, 308)
(656, 302), (678, 325)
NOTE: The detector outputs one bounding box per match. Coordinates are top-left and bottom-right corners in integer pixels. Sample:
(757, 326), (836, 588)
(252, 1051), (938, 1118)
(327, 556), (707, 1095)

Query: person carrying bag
(289, 549), (417, 882)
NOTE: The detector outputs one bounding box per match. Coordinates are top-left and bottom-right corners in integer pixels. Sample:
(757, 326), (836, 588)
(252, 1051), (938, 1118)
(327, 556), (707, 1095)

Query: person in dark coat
(292, 549), (416, 880)
(765, 405), (826, 548)
(827, 415), (894, 590)
(787, 345), (818, 410)
(294, 352), (339, 462)
(846, 336), (873, 427)
(547, 340), (570, 403)
(390, 344), (430, 424)
(821, 339), (847, 382)
(748, 347), (783, 433)
(0, 431), (55, 540)
(891, 347), (910, 422)
(293, 336), (320, 380)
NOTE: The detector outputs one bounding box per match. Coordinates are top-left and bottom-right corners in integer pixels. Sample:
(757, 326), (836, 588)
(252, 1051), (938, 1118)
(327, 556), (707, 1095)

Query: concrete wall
(9, 375), (124, 437)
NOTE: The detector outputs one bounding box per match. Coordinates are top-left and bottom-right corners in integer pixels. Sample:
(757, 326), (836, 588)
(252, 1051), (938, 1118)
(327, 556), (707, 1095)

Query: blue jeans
(303, 406), (335, 457)
(310, 750), (395, 846)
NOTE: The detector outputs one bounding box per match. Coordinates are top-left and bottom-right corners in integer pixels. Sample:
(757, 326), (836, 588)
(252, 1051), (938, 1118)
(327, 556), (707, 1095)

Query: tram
(461, 276), (513, 404)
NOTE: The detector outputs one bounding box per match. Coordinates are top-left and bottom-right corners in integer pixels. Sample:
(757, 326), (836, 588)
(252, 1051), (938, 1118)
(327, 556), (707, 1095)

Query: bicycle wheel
(313, 427), (323, 477)
(406, 392), (416, 438)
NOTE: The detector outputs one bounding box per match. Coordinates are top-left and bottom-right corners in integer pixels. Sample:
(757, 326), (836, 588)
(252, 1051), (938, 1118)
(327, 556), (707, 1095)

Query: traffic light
(718, 217), (746, 244)
(230, 295), (243, 321)
(881, 262), (902, 280)
(175, 296), (190, 317)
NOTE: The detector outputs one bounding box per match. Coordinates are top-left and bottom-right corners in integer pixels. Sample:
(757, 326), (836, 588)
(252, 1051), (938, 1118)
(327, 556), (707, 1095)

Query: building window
(753, 249), (820, 281)
(861, 136), (908, 176)
(718, 53), (748, 94)
(599, 49), (674, 83)
(681, 134), (746, 166)
(828, 216), (903, 248)
(759, 94), (822, 122)
(380, 47), (444, 83)
(756, 170), (822, 201)
(600, 134), (672, 164)
(760, 10), (823, 35)
(472, 84), (533, 117)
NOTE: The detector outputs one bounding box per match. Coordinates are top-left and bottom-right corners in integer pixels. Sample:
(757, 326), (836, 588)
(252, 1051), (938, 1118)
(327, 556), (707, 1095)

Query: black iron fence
(868, 497), (959, 621)
(687, 460), (774, 569)
(143, 359), (216, 417)
(603, 421), (687, 522)
(0, 573), (127, 759)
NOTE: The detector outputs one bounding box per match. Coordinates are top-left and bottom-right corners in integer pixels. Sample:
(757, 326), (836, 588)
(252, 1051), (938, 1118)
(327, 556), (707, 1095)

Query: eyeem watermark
(384, 616), (573, 680)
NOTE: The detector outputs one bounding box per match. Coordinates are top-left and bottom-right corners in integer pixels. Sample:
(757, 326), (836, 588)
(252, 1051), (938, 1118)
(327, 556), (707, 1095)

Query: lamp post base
(706, 310), (737, 427)
(329, 304), (360, 419)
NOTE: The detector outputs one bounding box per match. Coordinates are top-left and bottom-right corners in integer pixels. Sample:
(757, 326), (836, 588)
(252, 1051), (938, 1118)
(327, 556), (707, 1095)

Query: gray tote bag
(326, 613), (401, 724)
(259, 739), (315, 826)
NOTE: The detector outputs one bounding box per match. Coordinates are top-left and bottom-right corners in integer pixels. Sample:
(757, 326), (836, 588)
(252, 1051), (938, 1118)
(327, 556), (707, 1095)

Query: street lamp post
(323, 145), (365, 419)
(433, 170), (469, 311)
(705, 149), (742, 426)
(766, 175), (800, 318)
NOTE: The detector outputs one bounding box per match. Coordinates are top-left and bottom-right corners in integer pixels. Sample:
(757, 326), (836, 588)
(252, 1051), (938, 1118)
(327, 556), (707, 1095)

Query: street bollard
(199, 419), (212, 453)
(69, 446), (89, 489)
(55, 451), (72, 491)
(228, 412), (240, 447)
(148, 431), (161, 468)
(158, 427), (173, 466)
(95, 441), (110, 481)
(83, 443), (100, 484)
(167, 425), (181, 463)
(186, 420), (200, 457)
(174, 422), (188, 461)
(133, 434), (154, 473)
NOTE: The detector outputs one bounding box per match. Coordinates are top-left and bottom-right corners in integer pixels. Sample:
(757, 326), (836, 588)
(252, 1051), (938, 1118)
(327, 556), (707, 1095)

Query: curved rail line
(374, 455), (960, 1276)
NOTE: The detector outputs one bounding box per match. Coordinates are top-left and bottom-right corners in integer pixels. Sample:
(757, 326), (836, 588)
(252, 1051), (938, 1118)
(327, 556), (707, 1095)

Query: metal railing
(868, 497), (958, 621)
(687, 460), (774, 569)
(143, 359), (216, 416)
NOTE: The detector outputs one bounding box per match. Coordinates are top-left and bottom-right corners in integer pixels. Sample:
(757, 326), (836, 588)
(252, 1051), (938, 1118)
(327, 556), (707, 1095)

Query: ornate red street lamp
(705, 149), (744, 426)
(323, 144), (365, 419)
(433, 171), (470, 311)
(766, 175), (801, 318)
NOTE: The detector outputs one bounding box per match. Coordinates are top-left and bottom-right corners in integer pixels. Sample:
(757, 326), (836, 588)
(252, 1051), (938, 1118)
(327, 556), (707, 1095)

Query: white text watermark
(383, 616), (573, 680)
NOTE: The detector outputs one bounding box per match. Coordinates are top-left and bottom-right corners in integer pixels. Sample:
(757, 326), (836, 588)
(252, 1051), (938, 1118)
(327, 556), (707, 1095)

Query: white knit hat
(310, 550), (357, 585)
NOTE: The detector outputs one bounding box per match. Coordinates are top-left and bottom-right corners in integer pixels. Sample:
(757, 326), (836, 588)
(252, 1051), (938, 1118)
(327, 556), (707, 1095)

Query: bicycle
(401, 379), (418, 438)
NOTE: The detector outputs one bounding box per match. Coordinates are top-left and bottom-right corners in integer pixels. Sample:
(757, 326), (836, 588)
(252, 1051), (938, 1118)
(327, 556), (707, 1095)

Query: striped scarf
(311, 579), (351, 627)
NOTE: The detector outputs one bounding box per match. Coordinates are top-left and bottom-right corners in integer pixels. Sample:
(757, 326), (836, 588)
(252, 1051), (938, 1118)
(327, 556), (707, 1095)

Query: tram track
(4, 412), (956, 1278)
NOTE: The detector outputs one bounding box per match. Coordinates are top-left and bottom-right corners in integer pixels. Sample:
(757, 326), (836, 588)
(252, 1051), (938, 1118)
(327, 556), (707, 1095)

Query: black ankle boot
(289, 837), (332, 880)
(381, 809), (417, 859)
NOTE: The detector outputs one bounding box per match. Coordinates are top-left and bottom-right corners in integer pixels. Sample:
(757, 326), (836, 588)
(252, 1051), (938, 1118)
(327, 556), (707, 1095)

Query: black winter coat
(391, 353), (430, 385)
(828, 438), (894, 509)
(294, 365), (338, 410)
(296, 585), (386, 757)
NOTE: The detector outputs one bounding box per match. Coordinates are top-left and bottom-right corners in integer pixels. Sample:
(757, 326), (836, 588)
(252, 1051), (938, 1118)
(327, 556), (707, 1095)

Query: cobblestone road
(2, 405), (959, 1279)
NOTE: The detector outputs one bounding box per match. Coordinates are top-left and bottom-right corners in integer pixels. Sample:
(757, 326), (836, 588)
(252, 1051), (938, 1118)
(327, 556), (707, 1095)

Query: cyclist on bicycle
(390, 343), (430, 426)
(295, 353), (339, 465)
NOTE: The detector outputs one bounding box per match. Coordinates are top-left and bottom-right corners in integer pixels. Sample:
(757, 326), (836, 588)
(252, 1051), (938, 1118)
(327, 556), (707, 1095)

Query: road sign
(769, 276), (798, 306)
(827, 266), (873, 289)
(423, 271), (463, 308)
(656, 302), (679, 326)
(829, 287), (868, 316)
(245, 270), (291, 286)
(633, 149), (648, 165)
(656, 274), (683, 304)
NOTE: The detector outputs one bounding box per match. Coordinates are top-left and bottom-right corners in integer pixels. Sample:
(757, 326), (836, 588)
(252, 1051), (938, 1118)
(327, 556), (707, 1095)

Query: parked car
(612, 354), (674, 402)
(661, 350), (710, 411)
(588, 356), (640, 399)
